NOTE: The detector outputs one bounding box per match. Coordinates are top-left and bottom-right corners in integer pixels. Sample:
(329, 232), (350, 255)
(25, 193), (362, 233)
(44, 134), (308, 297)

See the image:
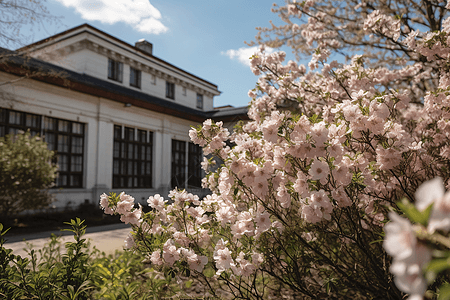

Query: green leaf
(203, 268), (215, 278)
(397, 198), (432, 226)
(426, 258), (450, 275)
(439, 283), (450, 300)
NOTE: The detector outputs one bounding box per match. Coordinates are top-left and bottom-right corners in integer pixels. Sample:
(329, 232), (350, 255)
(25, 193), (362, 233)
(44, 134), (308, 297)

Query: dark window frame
(196, 93), (203, 109)
(113, 125), (153, 189)
(0, 108), (41, 137)
(43, 116), (85, 188)
(129, 67), (141, 88)
(0, 108), (85, 188)
(171, 139), (186, 189)
(108, 58), (123, 82)
(188, 142), (202, 188)
(166, 81), (175, 100)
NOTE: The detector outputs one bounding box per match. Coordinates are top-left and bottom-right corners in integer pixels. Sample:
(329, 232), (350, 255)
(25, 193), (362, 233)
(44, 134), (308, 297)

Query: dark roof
(208, 106), (249, 122)
(0, 48), (248, 122)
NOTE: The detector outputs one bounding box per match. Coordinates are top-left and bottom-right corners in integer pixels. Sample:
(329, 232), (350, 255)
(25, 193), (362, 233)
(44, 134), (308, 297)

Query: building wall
(0, 71), (203, 209)
(27, 29), (217, 113)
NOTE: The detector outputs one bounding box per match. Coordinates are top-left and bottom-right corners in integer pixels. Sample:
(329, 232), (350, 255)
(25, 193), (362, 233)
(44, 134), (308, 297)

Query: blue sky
(16, 0), (291, 109)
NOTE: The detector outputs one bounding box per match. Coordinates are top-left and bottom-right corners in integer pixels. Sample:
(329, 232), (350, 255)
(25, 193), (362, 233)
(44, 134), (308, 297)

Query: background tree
(0, 130), (57, 218)
(248, 0), (450, 105)
(0, 0), (62, 89)
(0, 0), (59, 49)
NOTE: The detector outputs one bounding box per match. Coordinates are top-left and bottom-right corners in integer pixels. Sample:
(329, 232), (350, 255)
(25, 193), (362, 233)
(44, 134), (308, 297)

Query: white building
(0, 24), (247, 209)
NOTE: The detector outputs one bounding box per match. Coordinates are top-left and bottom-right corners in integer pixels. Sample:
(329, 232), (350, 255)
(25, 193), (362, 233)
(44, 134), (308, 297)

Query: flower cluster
(99, 192), (142, 225)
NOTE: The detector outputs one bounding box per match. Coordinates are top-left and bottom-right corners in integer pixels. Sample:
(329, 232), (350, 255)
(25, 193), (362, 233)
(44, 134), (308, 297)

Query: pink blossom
(150, 250), (163, 266)
(163, 240), (180, 266)
(99, 193), (114, 215)
(120, 207), (142, 225)
(383, 212), (416, 261)
(255, 211), (271, 234)
(390, 243), (431, 298)
(187, 253), (208, 273)
(116, 192), (135, 215)
(124, 233), (136, 249)
(214, 241), (233, 272)
(415, 177), (450, 233)
(147, 194), (165, 211)
(309, 159), (329, 184)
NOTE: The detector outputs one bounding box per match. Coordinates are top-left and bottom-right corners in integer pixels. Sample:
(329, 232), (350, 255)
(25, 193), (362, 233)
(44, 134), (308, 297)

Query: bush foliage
(0, 131), (57, 217)
(0, 219), (188, 300)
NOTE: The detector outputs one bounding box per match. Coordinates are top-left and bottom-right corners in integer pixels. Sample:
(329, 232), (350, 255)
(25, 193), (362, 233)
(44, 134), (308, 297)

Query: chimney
(135, 39), (153, 55)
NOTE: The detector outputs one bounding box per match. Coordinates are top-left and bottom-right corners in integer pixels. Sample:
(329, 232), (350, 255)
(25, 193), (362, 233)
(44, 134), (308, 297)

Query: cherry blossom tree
(100, 1), (450, 299)
(248, 0), (450, 105)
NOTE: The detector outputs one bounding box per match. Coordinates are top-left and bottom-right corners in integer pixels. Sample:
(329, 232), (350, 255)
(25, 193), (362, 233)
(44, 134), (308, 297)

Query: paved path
(3, 223), (132, 258)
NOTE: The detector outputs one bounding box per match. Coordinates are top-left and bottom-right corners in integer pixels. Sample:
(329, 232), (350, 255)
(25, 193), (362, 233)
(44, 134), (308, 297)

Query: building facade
(0, 24), (247, 210)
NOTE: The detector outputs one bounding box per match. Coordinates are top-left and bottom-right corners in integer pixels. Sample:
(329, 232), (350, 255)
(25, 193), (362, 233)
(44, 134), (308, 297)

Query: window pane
(126, 128), (134, 141)
(71, 136), (83, 153)
(121, 143), (126, 158)
(113, 160), (119, 174)
(70, 175), (81, 187)
(26, 114), (39, 127)
(45, 133), (55, 150)
(9, 111), (22, 125)
(44, 117), (56, 130)
(72, 123), (83, 134)
(108, 58), (114, 78)
(128, 144), (133, 159)
(71, 156), (82, 172)
(113, 141), (120, 158)
(58, 175), (67, 187)
(138, 130), (146, 143)
(58, 135), (69, 152)
(58, 155), (68, 171)
(128, 161), (133, 175)
(114, 125), (122, 139)
(0, 109), (5, 123)
(196, 94), (203, 109)
(146, 146), (151, 160)
(130, 67), (141, 88)
(141, 145), (146, 160)
(58, 120), (69, 132)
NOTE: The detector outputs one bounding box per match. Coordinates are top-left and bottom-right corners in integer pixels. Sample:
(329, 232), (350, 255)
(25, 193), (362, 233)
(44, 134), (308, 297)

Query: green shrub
(0, 130), (57, 217)
(0, 219), (185, 300)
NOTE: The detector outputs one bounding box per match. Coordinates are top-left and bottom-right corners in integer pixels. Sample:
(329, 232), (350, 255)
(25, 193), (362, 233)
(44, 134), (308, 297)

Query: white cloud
(221, 46), (274, 66)
(56, 0), (168, 34)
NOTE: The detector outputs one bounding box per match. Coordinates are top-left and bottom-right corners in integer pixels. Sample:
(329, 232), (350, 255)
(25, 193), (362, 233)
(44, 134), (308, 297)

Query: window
(108, 58), (123, 82)
(43, 117), (85, 188)
(129, 67), (141, 88)
(113, 125), (153, 188)
(0, 108), (85, 188)
(166, 81), (175, 100)
(0, 108), (41, 137)
(171, 140), (186, 189)
(188, 142), (202, 188)
(196, 93), (203, 109)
